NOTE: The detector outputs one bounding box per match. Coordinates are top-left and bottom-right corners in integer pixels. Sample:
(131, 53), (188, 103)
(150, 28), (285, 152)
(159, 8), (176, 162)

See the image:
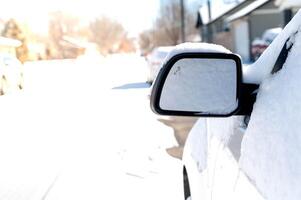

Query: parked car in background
(0, 53), (24, 95)
(251, 27), (282, 61)
(146, 46), (174, 84)
(151, 10), (301, 200)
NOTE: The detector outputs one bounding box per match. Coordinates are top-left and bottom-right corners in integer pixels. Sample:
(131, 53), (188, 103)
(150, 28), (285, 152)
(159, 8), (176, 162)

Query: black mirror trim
(150, 52), (243, 117)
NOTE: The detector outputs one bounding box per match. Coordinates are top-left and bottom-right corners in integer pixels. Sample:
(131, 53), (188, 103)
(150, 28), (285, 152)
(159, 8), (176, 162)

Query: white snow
(163, 43), (231, 65)
(183, 119), (208, 172)
(239, 11), (301, 200)
(243, 10), (301, 84)
(275, 0), (301, 9)
(0, 54), (185, 200)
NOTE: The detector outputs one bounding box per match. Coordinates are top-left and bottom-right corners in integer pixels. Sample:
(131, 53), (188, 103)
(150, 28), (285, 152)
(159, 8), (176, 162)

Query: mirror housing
(150, 52), (242, 117)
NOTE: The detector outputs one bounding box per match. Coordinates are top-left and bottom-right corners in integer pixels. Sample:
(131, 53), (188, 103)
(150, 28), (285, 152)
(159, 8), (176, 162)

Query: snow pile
(240, 13), (301, 199)
(244, 10), (301, 84)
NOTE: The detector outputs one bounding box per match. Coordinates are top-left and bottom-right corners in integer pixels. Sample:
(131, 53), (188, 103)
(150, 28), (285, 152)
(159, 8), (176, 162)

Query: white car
(146, 46), (174, 84)
(251, 27), (282, 61)
(151, 10), (301, 200)
(0, 54), (24, 95)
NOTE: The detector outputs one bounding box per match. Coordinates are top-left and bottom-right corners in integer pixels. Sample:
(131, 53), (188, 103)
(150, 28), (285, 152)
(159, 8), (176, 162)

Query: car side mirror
(150, 52), (242, 117)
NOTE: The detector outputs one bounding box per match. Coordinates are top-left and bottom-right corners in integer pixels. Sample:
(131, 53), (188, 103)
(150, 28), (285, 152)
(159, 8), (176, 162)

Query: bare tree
(48, 11), (84, 58)
(139, 0), (198, 53)
(138, 30), (155, 55)
(89, 17), (127, 54)
(2, 19), (29, 62)
(156, 2), (182, 45)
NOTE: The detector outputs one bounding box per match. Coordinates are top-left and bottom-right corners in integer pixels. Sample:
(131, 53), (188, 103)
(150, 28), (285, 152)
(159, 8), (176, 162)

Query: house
(58, 36), (86, 59)
(196, 0), (251, 45)
(197, 0), (300, 62)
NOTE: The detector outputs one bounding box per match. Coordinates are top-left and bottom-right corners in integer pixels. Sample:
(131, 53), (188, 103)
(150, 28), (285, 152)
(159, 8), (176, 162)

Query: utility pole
(207, 0), (212, 21)
(283, 9), (293, 26)
(206, 0), (213, 43)
(180, 0), (185, 43)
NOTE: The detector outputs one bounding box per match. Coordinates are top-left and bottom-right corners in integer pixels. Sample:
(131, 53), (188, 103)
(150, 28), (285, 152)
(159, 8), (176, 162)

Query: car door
(183, 116), (264, 200)
(183, 10), (301, 200)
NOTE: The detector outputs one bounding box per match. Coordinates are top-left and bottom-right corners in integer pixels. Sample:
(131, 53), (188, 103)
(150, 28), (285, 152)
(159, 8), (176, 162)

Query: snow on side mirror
(150, 52), (242, 117)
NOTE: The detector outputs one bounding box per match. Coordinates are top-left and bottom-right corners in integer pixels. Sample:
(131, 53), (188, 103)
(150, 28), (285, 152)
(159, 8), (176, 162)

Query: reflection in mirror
(159, 58), (238, 115)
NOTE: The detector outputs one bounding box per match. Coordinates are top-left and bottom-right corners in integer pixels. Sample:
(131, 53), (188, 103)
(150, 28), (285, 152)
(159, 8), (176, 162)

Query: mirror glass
(159, 58), (238, 115)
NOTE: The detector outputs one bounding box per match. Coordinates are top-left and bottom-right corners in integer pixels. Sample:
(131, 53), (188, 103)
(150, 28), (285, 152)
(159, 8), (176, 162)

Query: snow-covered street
(0, 54), (183, 200)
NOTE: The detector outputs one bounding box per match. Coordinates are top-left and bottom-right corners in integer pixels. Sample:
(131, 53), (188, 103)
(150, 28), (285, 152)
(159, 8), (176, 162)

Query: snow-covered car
(251, 27), (282, 61)
(146, 46), (174, 84)
(0, 54), (24, 95)
(150, 10), (301, 200)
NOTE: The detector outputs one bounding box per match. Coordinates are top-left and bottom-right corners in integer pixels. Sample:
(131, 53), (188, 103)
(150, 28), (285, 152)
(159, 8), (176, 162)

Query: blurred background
(1, 0), (299, 63)
(0, 0), (300, 199)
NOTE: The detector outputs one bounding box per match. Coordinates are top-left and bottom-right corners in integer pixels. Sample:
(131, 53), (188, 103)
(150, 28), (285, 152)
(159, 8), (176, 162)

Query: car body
(146, 46), (174, 84)
(251, 27), (282, 61)
(0, 53), (24, 94)
(150, 10), (301, 200)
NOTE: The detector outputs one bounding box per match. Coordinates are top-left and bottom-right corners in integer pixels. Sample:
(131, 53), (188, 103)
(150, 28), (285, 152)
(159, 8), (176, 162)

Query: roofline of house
(201, 0), (252, 26)
(226, 0), (272, 22)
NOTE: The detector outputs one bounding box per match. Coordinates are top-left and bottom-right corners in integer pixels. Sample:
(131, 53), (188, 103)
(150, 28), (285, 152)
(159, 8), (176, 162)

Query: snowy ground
(0, 54), (183, 200)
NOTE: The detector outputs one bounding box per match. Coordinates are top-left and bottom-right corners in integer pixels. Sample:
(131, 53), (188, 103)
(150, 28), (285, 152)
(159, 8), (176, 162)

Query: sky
(0, 0), (160, 37)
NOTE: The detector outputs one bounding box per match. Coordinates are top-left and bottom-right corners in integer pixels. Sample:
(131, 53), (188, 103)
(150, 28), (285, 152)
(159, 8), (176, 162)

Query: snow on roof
(0, 36), (21, 47)
(275, 0), (301, 9)
(226, 0), (270, 22)
(61, 36), (88, 49)
(198, 0), (248, 25)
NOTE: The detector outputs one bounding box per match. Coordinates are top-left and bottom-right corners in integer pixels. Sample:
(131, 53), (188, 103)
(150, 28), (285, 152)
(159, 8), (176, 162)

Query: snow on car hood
(240, 10), (301, 200)
(244, 10), (301, 84)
